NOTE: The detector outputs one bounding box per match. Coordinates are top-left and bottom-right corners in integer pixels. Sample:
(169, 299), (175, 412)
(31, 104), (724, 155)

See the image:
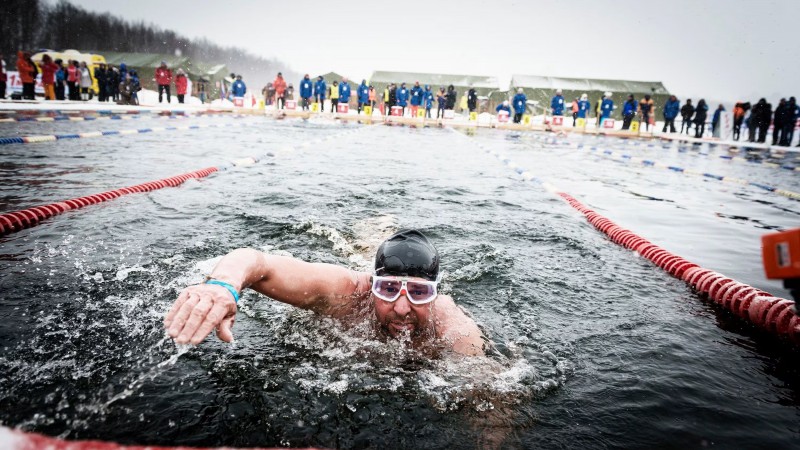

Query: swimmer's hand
(164, 284), (237, 345)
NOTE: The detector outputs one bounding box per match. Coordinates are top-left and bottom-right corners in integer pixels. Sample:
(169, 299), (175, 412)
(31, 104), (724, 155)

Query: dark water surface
(1, 117), (800, 449)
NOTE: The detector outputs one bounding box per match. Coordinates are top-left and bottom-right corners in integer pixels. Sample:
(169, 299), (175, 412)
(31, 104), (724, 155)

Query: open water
(1, 115), (799, 448)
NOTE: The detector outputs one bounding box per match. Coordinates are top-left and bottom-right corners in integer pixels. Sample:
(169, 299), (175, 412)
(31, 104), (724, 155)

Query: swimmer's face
(371, 277), (435, 339)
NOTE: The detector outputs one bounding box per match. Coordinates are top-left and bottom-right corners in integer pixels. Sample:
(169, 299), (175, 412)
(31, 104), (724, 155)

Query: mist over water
(1, 117), (800, 448)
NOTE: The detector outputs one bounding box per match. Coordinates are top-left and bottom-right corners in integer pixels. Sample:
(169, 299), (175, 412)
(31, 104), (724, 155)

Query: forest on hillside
(0, 0), (297, 87)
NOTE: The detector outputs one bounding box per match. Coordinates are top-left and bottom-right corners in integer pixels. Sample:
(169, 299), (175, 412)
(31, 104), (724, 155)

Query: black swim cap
(374, 229), (439, 281)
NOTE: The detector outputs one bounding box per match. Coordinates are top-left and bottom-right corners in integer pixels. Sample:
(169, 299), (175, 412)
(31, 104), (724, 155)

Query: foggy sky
(62, 0), (799, 102)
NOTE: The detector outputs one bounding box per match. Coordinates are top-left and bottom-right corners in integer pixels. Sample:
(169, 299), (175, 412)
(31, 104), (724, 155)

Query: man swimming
(164, 229), (486, 356)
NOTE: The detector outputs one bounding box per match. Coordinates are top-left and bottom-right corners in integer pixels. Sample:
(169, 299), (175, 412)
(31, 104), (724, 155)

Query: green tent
(369, 70), (501, 110)
(510, 74), (671, 118)
(98, 51), (229, 96)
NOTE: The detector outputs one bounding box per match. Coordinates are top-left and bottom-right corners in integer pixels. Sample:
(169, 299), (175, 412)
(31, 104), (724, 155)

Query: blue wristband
(205, 279), (240, 303)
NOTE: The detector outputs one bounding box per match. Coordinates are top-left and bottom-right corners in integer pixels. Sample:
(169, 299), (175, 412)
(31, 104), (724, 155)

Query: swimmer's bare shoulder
(433, 295), (486, 357)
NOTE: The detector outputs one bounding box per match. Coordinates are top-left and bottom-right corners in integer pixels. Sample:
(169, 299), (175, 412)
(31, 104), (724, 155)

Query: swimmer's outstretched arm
(164, 248), (362, 345)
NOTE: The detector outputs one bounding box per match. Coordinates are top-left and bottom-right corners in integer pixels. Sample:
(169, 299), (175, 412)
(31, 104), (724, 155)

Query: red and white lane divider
(460, 130), (800, 344)
(0, 426), (312, 450)
(0, 167), (219, 236)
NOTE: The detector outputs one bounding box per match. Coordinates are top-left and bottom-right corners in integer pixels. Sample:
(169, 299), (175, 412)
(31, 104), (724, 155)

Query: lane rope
(0, 125), (366, 236)
(458, 130), (800, 344)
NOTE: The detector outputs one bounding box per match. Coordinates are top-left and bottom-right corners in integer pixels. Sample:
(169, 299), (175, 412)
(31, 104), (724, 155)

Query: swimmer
(164, 229), (486, 356)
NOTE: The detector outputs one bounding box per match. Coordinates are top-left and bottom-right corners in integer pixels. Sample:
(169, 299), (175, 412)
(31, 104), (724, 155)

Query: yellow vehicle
(32, 49), (107, 95)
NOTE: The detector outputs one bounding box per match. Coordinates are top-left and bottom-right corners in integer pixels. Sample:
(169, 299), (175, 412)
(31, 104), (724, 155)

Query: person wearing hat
(299, 74), (313, 111)
(621, 94), (638, 130)
(551, 88), (565, 116)
(600, 92), (614, 126)
(164, 229), (485, 356)
(512, 88), (527, 123)
(175, 69), (188, 104)
(155, 61), (173, 103)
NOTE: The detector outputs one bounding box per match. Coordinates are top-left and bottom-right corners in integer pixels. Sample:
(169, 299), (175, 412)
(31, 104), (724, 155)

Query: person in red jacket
(154, 61), (173, 103)
(67, 60), (80, 100)
(17, 51), (38, 100)
(39, 54), (59, 101)
(175, 69), (188, 104)
(273, 72), (287, 109)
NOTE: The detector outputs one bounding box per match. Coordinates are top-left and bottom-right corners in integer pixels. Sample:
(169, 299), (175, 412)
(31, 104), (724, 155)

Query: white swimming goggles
(371, 274), (442, 305)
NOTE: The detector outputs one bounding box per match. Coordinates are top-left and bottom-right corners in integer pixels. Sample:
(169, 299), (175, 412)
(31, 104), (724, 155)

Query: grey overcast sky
(64, 0), (798, 102)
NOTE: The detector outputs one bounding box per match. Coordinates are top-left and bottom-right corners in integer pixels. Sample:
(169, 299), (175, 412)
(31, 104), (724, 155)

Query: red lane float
(556, 192), (799, 343)
(0, 167), (219, 236)
(0, 426), (317, 450)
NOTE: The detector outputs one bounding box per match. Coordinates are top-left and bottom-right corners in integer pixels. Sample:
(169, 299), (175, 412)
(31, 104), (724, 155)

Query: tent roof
(97, 51), (228, 78)
(370, 71), (500, 89)
(511, 74), (670, 95)
(316, 72), (351, 82)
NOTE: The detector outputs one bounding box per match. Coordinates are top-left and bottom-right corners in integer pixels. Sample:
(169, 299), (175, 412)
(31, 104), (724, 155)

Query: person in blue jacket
(577, 94), (591, 120)
(621, 94), (638, 130)
(512, 88), (527, 123)
(396, 82), (409, 115)
(551, 89), (565, 116)
(496, 100), (511, 117)
(357, 79), (370, 114)
(424, 85), (433, 118)
(600, 92), (614, 125)
(338, 77), (351, 109)
(299, 74), (313, 111)
(662, 95), (680, 133)
(410, 81), (423, 117)
(314, 75), (326, 112)
(232, 74), (247, 97)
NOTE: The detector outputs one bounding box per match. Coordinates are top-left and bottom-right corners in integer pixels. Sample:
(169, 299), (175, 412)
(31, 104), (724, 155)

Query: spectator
(263, 83), (275, 106)
(94, 63), (107, 102)
(496, 100), (511, 116)
(175, 69), (188, 104)
(436, 87), (446, 118)
(772, 98), (788, 145)
(512, 88), (527, 123)
(639, 94), (654, 131)
(329, 80), (339, 112)
(732, 102), (749, 141)
(39, 54), (58, 101)
(79, 61), (92, 101)
(711, 104), (725, 137)
(600, 92), (614, 126)
(577, 94), (590, 123)
(314, 75), (326, 111)
(196, 78), (207, 104)
(467, 87), (477, 113)
(551, 89), (565, 116)
(106, 65), (119, 102)
(621, 94), (638, 130)
(17, 51), (37, 100)
(385, 83), (397, 116)
(782, 97), (797, 146)
(571, 97), (579, 126)
(680, 99), (694, 134)
(273, 72), (287, 108)
(285, 83), (294, 101)
(231, 75), (246, 99)
(396, 82), (408, 116)
(67, 60), (80, 100)
(459, 91), (468, 114)
(357, 79), (369, 114)
(299, 74), (313, 111)
(410, 81), (423, 116)
(118, 73), (135, 105)
(155, 61), (173, 104)
(662, 95), (680, 133)
(368, 85), (376, 110)
(54, 59), (66, 101)
(693, 99), (708, 138)
(424, 85), (433, 118)
(750, 98), (772, 143)
(0, 53), (7, 99)
(129, 69), (141, 105)
(338, 77), (351, 110)
(445, 85), (456, 111)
